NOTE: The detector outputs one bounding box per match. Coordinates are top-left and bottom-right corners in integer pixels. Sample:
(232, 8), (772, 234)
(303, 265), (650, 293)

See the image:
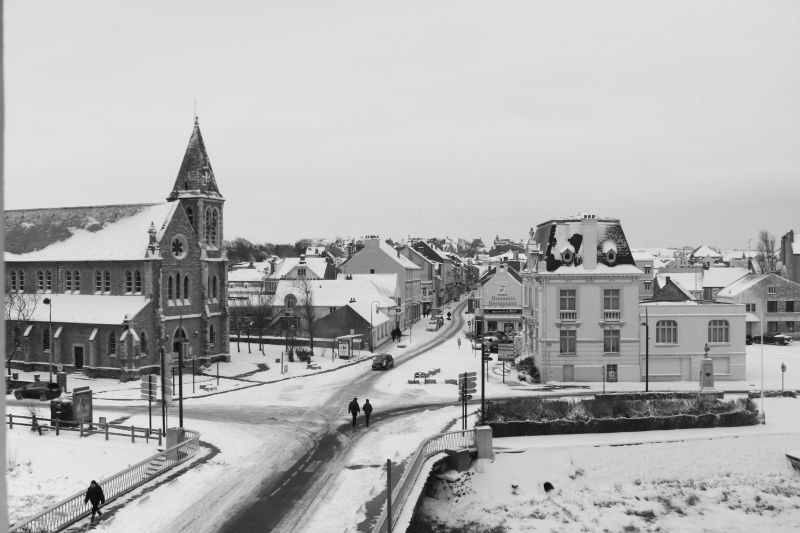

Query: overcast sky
(5, 1), (800, 250)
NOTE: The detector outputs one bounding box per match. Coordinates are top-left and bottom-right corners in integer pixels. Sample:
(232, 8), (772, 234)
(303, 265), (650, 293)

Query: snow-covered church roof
(4, 203), (176, 262)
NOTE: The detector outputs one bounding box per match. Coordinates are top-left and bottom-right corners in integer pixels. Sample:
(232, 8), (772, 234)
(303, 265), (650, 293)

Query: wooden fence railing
(7, 414), (163, 445)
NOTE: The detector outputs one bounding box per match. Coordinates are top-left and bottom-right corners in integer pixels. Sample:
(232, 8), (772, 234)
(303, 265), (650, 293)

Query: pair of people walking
(348, 397), (373, 427)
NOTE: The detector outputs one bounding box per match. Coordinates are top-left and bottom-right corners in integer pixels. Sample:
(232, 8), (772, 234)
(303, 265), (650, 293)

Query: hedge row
(594, 391), (724, 401)
(489, 410), (761, 438)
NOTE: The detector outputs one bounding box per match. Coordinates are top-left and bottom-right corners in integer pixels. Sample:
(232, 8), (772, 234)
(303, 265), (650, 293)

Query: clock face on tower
(171, 234), (188, 260)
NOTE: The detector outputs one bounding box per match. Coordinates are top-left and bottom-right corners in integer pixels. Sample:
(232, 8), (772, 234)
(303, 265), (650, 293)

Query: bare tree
(292, 279), (319, 357)
(5, 293), (38, 374)
(757, 230), (778, 273)
(251, 293), (279, 355)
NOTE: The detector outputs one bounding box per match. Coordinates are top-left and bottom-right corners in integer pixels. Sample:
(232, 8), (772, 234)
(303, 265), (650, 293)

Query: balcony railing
(603, 310), (621, 321)
(559, 310), (577, 321)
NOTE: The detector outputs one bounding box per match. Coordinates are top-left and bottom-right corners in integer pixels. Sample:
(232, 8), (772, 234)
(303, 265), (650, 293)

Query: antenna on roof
(194, 98), (198, 124)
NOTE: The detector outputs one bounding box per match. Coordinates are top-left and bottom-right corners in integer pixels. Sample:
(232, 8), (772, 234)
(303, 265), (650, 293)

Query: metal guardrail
(372, 429), (475, 533)
(9, 429), (201, 532)
(8, 414), (162, 444)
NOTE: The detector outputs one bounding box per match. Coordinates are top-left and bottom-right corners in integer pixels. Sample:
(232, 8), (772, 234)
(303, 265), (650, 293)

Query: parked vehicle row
(10, 381), (63, 401)
(749, 333), (794, 346)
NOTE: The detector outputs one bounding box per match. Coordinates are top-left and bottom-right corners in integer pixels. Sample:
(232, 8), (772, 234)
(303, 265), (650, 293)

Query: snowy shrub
(566, 402), (591, 421)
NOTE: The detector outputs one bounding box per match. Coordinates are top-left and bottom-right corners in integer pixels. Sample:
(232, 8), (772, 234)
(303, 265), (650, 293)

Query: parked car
(13, 381), (62, 401)
(753, 333), (793, 345)
(371, 354), (395, 370)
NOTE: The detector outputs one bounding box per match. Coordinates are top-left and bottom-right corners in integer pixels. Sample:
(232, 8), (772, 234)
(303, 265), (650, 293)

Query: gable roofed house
(714, 272), (800, 340)
(4, 119), (229, 380)
(339, 237), (422, 329)
(690, 245), (723, 265)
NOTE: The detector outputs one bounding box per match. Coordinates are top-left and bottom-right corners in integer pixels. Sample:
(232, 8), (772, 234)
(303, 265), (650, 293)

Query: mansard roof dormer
(168, 117), (223, 202)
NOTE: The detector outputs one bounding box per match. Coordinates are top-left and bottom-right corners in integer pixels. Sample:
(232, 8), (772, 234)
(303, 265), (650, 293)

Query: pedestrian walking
(84, 480), (105, 522)
(457, 337), (462, 350)
(348, 397), (360, 427)
(363, 399), (373, 427)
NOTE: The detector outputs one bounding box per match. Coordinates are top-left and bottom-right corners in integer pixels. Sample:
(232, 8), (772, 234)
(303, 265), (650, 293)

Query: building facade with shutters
(4, 119), (229, 380)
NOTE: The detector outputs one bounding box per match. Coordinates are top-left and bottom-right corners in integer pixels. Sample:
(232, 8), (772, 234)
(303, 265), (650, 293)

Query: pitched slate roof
(4, 203), (176, 262)
(691, 245), (722, 258)
(270, 257), (330, 279)
(168, 119), (222, 200)
(714, 274), (766, 298)
(702, 267), (749, 288)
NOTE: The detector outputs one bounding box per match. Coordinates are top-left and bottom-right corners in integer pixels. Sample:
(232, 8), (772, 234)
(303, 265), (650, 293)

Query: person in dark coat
(84, 480), (105, 522)
(363, 399), (373, 427)
(348, 397), (360, 427)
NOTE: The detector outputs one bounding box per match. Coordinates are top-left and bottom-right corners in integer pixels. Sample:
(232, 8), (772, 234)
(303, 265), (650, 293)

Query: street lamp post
(43, 298), (53, 382)
(370, 300), (380, 353)
(641, 307), (650, 392)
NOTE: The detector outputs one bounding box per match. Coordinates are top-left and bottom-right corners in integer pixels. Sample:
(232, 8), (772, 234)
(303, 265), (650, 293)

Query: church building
(5, 119), (229, 380)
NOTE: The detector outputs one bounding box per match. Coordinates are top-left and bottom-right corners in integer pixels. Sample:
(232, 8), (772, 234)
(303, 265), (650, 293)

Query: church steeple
(168, 117), (222, 201)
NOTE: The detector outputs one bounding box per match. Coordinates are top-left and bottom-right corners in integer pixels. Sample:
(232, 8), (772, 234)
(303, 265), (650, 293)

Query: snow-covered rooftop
(715, 274), (766, 298)
(272, 278), (396, 309)
(337, 273), (398, 299)
(7, 294), (151, 325)
(5, 203), (176, 262)
(271, 257), (329, 279)
(539, 264), (643, 276)
(228, 269), (267, 283)
(702, 267), (749, 288)
(691, 245), (722, 258)
(656, 272), (704, 292)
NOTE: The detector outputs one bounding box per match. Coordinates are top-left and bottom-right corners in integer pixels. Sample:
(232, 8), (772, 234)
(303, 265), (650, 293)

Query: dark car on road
(372, 354), (395, 370)
(13, 381), (62, 401)
(753, 333), (793, 345)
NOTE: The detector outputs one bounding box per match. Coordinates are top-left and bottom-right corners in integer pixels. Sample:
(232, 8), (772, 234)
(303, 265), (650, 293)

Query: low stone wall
(489, 410), (761, 438)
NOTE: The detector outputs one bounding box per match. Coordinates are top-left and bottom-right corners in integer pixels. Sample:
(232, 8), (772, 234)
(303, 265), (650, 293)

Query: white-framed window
(655, 320), (678, 344)
(603, 329), (620, 353)
(95, 271), (103, 293)
(135, 271), (142, 294)
(643, 281), (652, 292)
(10, 271), (17, 292)
(285, 294), (297, 308)
(73, 270), (81, 292)
(125, 271), (134, 294)
(767, 301), (778, 313)
(605, 364), (618, 382)
(297, 268), (306, 278)
(559, 289), (576, 320)
(746, 303), (756, 312)
(140, 331), (148, 355)
(108, 331), (117, 356)
(768, 286), (776, 295)
(103, 271), (111, 293)
(644, 266), (652, 275)
(708, 320), (730, 343)
(37, 270), (45, 292)
(46, 270), (52, 292)
(65, 270), (73, 292)
(559, 329), (576, 354)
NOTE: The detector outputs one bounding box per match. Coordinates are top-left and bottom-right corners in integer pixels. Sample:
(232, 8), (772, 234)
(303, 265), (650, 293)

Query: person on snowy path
(348, 397), (361, 426)
(84, 480), (105, 522)
(363, 399), (373, 427)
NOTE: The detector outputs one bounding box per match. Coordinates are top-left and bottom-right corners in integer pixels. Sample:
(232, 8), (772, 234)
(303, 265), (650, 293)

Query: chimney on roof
(582, 214), (598, 270)
(345, 274), (353, 280)
(147, 222), (157, 252)
(349, 297), (356, 303)
(299, 254), (306, 265)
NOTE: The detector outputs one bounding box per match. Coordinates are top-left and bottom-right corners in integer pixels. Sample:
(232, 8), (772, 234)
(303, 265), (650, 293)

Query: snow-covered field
(6, 311), (800, 531)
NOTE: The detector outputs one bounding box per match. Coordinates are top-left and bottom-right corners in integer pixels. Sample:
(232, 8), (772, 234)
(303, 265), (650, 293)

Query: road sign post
(140, 374), (157, 432)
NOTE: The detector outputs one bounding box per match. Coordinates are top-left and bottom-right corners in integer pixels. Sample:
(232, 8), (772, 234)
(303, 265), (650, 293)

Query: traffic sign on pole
(459, 371), (477, 379)
(458, 394), (474, 401)
(459, 377), (477, 388)
(140, 375), (157, 401)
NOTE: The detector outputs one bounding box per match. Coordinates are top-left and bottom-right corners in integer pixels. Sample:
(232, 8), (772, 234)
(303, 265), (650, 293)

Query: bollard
(56, 419), (60, 436)
(8, 414), (12, 429)
(105, 423), (109, 441)
(146, 428), (150, 444)
(158, 429), (162, 446)
(80, 421), (84, 437)
(131, 425), (135, 443)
